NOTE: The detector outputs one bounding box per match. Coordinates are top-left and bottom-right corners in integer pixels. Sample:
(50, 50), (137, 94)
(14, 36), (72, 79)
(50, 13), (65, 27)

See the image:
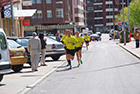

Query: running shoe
(70, 66), (72, 69)
(80, 60), (83, 64)
(77, 63), (80, 67)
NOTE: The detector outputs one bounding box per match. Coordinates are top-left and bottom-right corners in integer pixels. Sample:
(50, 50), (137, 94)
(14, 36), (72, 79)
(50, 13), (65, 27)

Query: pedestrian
(134, 29), (140, 48)
(27, 32), (41, 71)
(61, 29), (68, 65)
(75, 31), (84, 67)
(56, 32), (61, 42)
(39, 32), (47, 66)
(84, 33), (90, 50)
(64, 30), (77, 69)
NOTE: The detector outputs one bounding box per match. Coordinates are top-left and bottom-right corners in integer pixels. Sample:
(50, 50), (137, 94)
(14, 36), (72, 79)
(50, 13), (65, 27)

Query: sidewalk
(117, 38), (140, 59)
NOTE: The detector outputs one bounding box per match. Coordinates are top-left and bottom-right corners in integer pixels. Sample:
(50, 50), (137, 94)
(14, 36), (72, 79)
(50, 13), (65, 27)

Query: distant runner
(75, 31), (84, 67)
(64, 30), (77, 69)
(84, 33), (90, 50)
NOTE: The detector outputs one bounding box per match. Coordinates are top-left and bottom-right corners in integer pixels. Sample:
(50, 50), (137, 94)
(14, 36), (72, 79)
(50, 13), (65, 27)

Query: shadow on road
(0, 84), (6, 87)
(56, 66), (78, 72)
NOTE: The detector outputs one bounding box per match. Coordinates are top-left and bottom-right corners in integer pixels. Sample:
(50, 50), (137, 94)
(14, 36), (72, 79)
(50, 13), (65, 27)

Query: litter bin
(119, 30), (129, 43)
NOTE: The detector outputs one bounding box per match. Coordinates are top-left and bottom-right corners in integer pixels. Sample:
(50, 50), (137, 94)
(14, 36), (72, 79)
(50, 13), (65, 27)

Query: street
(27, 34), (140, 94)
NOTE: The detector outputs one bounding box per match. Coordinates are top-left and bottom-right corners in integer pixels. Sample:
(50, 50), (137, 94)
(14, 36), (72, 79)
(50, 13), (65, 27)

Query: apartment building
(86, 0), (131, 32)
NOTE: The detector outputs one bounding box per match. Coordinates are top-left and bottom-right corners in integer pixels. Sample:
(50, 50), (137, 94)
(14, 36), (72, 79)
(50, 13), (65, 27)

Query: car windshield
(16, 39), (28, 46)
(8, 40), (21, 48)
(0, 32), (7, 50)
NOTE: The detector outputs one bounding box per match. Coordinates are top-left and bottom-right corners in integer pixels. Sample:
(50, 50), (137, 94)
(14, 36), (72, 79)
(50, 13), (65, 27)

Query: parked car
(7, 40), (27, 72)
(96, 32), (102, 36)
(0, 28), (11, 82)
(44, 36), (65, 61)
(90, 34), (101, 41)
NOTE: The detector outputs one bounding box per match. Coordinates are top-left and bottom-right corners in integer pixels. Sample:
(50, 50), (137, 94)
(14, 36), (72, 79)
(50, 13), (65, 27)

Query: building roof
(0, 0), (19, 7)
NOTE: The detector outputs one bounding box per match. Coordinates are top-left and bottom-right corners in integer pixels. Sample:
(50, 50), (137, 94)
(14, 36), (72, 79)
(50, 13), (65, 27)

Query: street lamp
(127, 0), (130, 32)
(10, 0), (15, 36)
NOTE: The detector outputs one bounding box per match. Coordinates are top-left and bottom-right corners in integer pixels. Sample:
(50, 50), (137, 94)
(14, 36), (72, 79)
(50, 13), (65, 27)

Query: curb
(19, 61), (66, 94)
(118, 43), (140, 59)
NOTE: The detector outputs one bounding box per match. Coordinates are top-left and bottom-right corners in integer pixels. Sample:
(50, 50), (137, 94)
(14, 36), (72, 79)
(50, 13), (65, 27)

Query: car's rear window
(7, 40), (21, 48)
(16, 39), (28, 46)
(46, 37), (57, 42)
(0, 32), (7, 50)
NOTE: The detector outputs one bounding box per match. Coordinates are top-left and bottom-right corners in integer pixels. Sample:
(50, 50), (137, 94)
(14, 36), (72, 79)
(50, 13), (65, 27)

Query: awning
(0, 0), (19, 7)
(14, 9), (36, 17)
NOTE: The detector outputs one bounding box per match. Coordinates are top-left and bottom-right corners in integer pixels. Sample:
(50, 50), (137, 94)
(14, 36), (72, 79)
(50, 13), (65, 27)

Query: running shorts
(66, 49), (75, 56)
(75, 47), (82, 52)
(85, 41), (89, 43)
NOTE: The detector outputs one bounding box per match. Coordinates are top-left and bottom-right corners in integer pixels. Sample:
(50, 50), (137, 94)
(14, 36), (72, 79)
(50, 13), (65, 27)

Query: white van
(0, 28), (11, 82)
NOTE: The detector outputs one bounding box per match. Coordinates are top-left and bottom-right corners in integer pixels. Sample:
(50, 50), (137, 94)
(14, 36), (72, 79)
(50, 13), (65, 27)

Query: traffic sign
(122, 22), (127, 28)
(118, 20), (122, 25)
(118, 25), (122, 30)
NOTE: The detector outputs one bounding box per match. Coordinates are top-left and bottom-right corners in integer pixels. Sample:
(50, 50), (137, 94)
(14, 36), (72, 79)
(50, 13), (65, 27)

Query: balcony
(94, 3), (103, 5)
(106, 23), (113, 26)
(95, 24), (104, 26)
(94, 17), (103, 19)
(94, 10), (103, 12)
(106, 8), (113, 11)
(105, 1), (113, 4)
(114, 8), (118, 11)
(106, 15), (113, 19)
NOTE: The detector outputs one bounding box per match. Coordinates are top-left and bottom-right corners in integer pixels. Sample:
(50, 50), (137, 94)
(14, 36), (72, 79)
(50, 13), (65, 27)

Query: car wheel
(51, 56), (60, 61)
(12, 64), (23, 72)
(0, 74), (4, 82)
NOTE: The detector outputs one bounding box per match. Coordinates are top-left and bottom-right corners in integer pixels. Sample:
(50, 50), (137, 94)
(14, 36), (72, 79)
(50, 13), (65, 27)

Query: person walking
(84, 33), (90, 50)
(64, 30), (77, 69)
(27, 32), (41, 71)
(39, 32), (47, 66)
(134, 29), (140, 48)
(56, 32), (61, 42)
(75, 31), (84, 67)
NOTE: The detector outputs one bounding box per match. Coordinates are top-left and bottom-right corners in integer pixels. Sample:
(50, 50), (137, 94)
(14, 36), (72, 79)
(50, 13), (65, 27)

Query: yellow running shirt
(64, 36), (77, 50)
(84, 35), (90, 41)
(61, 35), (68, 42)
(75, 37), (84, 47)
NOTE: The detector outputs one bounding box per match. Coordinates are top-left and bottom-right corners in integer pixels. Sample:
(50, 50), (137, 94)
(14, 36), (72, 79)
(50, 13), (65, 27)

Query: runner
(84, 33), (90, 50)
(75, 31), (84, 67)
(61, 29), (68, 65)
(64, 30), (77, 69)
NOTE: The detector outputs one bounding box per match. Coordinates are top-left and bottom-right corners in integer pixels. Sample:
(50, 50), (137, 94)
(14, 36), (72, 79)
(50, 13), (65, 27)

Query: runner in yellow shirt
(84, 33), (90, 50)
(61, 29), (68, 63)
(64, 30), (77, 69)
(75, 31), (84, 67)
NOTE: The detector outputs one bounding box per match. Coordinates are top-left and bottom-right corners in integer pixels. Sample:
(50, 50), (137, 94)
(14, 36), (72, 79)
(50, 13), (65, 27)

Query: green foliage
(116, 0), (140, 31)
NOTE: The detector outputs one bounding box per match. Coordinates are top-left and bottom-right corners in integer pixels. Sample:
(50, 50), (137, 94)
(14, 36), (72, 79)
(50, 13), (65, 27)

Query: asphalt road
(27, 34), (140, 94)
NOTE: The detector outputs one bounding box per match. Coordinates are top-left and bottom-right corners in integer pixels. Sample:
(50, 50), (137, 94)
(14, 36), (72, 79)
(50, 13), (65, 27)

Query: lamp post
(127, 0), (130, 32)
(10, 0), (15, 36)
(122, 0), (126, 45)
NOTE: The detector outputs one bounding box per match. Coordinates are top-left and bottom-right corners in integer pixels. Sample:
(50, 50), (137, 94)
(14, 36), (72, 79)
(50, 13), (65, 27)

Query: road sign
(118, 20), (122, 25)
(118, 25), (122, 30)
(122, 22), (127, 28)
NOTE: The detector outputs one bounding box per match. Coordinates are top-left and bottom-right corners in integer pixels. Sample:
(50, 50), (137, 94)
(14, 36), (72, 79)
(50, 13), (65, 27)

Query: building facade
(22, 0), (87, 34)
(86, 0), (131, 33)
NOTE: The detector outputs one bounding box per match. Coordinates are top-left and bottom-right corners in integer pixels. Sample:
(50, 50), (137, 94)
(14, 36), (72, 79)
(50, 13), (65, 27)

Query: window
(32, 12), (36, 18)
(46, 0), (51, 4)
(36, 0), (41, 4)
(56, 0), (63, 4)
(88, 20), (94, 25)
(56, 9), (63, 18)
(94, 6), (97, 10)
(108, 19), (112, 23)
(107, 5), (112, 8)
(37, 10), (42, 18)
(87, 13), (93, 18)
(99, 12), (102, 16)
(47, 10), (52, 18)
(107, 12), (112, 15)
(31, 0), (35, 4)
(95, 13), (97, 17)
(0, 32), (7, 50)
(94, 0), (97, 3)
(98, 5), (102, 8)
(87, 0), (93, 3)
(88, 6), (93, 11)
(99, 19), (103, 23)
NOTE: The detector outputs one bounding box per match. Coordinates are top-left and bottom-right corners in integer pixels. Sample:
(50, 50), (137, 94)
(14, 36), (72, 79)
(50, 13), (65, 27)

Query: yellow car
(7, 40), (27, 72)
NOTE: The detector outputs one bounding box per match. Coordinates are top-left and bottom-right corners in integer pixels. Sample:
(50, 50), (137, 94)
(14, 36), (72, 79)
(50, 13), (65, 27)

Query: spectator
(56, 32), (61, 42)
(134, 29), (140, 48)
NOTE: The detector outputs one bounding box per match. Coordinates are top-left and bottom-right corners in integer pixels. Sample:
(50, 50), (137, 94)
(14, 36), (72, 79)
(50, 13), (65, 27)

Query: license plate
(16, 51), (23, 55)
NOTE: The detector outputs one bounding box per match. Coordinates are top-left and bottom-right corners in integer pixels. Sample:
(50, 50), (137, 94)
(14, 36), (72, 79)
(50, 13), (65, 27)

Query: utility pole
(122, 0), (126, 45)
(127, 0), (130, 32)
(10, 0), (15, 36)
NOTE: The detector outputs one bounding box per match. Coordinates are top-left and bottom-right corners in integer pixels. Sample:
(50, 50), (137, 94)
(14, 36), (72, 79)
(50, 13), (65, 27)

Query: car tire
(0, 74), (4, 82)
(12, 64), (23, 72)
(51, 56), (60, 61)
